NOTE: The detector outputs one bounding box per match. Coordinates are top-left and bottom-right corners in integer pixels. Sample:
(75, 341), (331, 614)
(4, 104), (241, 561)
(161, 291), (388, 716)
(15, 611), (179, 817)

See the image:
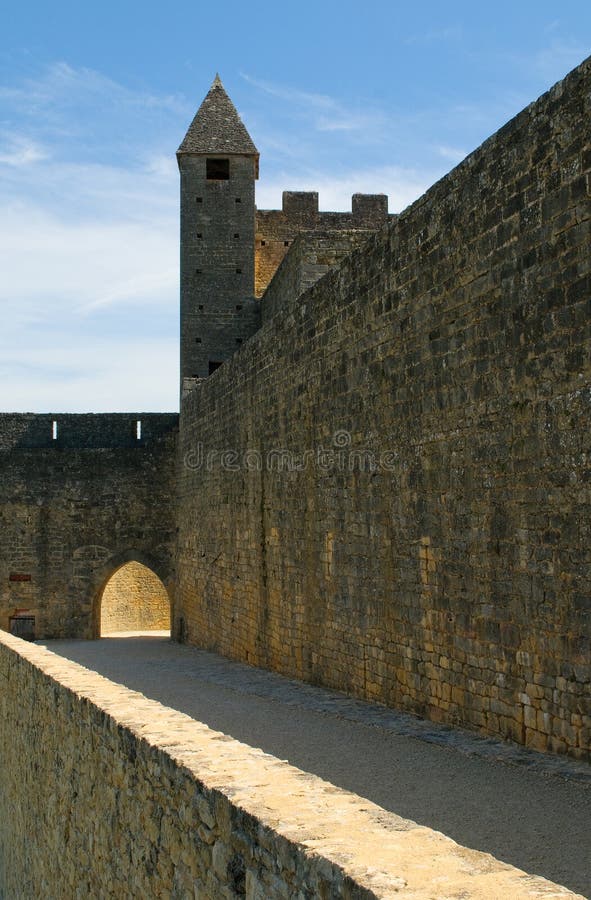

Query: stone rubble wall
(0, 629), (583, 900)
(177, 57), (591, 761)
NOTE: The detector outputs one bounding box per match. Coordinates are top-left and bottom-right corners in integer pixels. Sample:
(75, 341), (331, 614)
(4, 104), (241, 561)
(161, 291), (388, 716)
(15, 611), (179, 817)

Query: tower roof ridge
(177, 75), (258, 158)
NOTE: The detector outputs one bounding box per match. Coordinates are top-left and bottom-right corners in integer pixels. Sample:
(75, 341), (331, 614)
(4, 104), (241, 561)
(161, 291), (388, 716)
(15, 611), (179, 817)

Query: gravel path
(45, 633), (591, 897)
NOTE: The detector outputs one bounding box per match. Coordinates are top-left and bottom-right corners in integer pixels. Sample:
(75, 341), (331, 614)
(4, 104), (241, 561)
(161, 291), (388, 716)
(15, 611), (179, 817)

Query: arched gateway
(99, 561), (170, 636)
(91, 550), (173, 639)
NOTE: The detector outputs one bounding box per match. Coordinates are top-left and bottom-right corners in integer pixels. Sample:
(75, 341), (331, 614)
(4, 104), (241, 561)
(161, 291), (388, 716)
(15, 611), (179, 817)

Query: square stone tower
(177, 75), (261, 388)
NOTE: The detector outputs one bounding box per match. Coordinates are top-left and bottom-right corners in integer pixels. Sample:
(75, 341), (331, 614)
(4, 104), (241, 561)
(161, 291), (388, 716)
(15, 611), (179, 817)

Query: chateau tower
(177, 75), (260, 387)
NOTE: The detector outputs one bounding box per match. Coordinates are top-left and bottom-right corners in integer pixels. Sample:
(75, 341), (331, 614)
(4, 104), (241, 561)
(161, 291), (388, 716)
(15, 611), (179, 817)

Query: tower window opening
(284, 240), (290, 246)
(235, 198), (241, 203)
(236, 338), (243, 345)
(206, 158), (230, 180)
(196, 197), (203, 203)
(236, 268), (242, 274)
(52, 420), (58, 440)
(198, 304), (204, 310)
(136, 420), (142, 440)
(234, 233), (240, 239)
(209, 361), (222, 375)
(197, 233), (203, 239)
(261, 240), (266, 246)
(195, 338), (202, 343)
(236, 304), (243, 311)
(195, 268), (202, 274)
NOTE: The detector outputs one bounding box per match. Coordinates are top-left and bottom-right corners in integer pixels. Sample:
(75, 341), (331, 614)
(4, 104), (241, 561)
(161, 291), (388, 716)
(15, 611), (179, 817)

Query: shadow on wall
(99, 562), (171, 636)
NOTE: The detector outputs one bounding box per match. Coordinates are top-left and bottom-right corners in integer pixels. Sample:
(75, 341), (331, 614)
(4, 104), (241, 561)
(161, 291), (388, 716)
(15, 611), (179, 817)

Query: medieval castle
(1, 58), (591, 899)
(1, 60), (590, 768)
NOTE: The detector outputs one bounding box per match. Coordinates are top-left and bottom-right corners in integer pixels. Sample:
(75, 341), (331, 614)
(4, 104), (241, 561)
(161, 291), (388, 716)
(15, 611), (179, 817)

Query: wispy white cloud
(0, 61), (191, 176)
(0, 195), (177, 320)
(80, 268), (178, 314)
(241, 72), (386, 135)
(240, 73), (335, 110)
(315, 111), (386, 133)
(436, 144), (468, 164)
(0, 61), (188, 120)
(405, 25), (463, 46)
(0, 64), (183, 411)
(0, 133), (48, 166)
(0, 338), (179, 413)
(474, 37), (588, 99)
(531, 39), (588, 82)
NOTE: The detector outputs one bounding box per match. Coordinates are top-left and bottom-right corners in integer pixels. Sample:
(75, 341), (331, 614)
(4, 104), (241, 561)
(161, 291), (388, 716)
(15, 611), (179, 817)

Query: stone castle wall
(0, 412), (178, 450)
(260, 230), (375, 324)
(0, 630), (583, 899)
(176, 57), (591, 760)
(0, 413), (178, 639)
(255, 191), (391, 297)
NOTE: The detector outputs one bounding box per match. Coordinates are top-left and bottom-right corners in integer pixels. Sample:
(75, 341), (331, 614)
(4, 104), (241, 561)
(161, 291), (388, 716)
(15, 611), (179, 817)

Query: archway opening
(99, 561), (170, 636)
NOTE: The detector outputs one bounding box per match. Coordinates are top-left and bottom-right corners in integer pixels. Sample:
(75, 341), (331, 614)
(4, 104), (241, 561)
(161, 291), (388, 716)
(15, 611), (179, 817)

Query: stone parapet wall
(0, 630), (583, 899)
(261, 230), (376, 323)
(177, 57), (591, 761)
(0, 412), (178, 450)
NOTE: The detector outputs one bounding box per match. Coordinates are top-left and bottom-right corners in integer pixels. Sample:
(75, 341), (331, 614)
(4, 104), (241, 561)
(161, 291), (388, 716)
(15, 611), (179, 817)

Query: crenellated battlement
(254, 191), (392, 297)
(275, 190), (389, 223)
(0, 413), (178, 451)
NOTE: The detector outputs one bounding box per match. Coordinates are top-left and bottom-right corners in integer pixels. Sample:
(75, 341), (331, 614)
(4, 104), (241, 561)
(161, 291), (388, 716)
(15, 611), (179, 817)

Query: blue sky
(1, 1), (590, 412)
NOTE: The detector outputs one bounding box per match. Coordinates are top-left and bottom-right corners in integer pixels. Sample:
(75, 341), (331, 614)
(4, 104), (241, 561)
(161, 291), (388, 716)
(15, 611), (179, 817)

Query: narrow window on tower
(209, 361), (222, 375)
(136, 420), (142, 440)
(52, 420), (58, 440)
(206, 158), (230, 180)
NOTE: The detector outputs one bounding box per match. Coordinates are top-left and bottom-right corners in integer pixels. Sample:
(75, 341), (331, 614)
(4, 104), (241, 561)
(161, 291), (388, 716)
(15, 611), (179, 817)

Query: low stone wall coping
(0, 629), (583, 899)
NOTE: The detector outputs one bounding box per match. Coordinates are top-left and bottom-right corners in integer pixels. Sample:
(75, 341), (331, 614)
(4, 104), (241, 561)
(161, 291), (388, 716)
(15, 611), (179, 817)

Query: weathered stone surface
(0, 413), (177, 638)
(260, 229), (376, 323)
(101, 561), (170, 633)
(0, 630), (584, 899)
(255, 192), (391, 298)
(176, 56), (591, 762)
(1, 57), (591, 770)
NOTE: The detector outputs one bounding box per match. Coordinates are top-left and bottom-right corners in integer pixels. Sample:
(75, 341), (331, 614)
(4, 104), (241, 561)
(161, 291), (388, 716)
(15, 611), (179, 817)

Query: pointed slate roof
(177, 74), (259, 160)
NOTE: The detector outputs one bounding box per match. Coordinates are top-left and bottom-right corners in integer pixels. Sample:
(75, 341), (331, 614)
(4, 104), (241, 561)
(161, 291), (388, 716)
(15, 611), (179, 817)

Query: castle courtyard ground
(44, 634), (591, 897)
